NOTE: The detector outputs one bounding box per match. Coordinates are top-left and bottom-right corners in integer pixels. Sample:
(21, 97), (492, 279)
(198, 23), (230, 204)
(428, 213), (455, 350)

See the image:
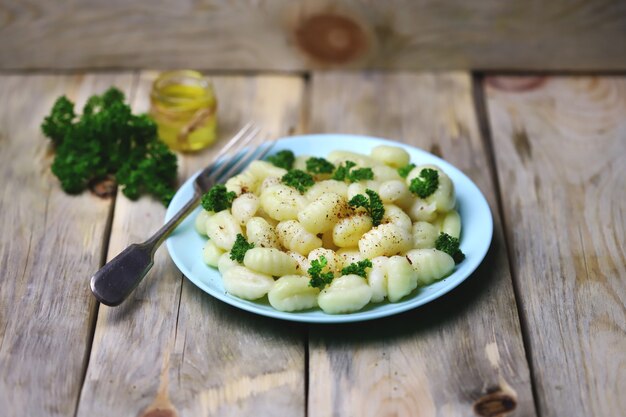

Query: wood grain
(0, 73), (135, 416)
(485, 76), (626, 417)
(305, 72), (536, 417)
(76, 72), (307, 416)
(1, 0), (625, 71)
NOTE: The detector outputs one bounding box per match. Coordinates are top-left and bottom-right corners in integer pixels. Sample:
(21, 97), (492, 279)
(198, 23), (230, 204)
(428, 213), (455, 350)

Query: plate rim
(165, 133), (494, 323)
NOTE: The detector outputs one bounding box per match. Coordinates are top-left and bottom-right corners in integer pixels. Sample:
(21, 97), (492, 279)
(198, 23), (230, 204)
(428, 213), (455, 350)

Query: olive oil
(150, 71), (217, 152)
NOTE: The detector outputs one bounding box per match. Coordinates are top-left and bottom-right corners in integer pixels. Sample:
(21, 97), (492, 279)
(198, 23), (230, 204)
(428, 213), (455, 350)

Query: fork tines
(207, 123), (276, 184)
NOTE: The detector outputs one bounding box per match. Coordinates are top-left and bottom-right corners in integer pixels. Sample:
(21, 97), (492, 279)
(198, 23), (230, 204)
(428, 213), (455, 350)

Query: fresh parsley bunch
(41, 87), (178, 205)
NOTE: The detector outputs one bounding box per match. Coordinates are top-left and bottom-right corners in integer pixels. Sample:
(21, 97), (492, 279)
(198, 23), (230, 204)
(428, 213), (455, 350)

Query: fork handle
(145, 192), (201, 248)
(90, 243), (155, 306)
(91, 193), (200, 306)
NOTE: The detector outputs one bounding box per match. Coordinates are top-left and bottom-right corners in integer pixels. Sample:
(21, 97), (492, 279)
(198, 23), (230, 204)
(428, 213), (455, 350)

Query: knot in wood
(485, 76), (546, 92)
(295, 13), (369, 65)
(141, 408), (177, 417)
(473, 391), (517, 417)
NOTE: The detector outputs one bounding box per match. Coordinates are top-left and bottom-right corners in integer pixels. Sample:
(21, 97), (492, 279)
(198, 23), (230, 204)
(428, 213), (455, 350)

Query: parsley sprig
(341, 259), (373, 278)
(397, 163), (416, 179)
(201, 184), (236, 212)
(281, 169), (315, 193)
(409, 168), (439, 198)
(230, 234), (255, 263)
(306, 157), (335, 174)
(348, 189), (385, 226)
(308, 256), (335, 290)
(332, 161), (374, 183)
(267, 150), (295, 170)
(435, 233), (465, 264)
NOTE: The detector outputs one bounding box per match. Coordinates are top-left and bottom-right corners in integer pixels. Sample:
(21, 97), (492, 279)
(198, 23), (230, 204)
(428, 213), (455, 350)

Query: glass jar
(150, 70), (217, 152)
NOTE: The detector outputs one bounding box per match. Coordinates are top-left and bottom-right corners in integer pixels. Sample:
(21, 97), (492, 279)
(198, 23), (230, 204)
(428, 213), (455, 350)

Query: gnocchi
(268, 275), (320, 312)
(195, 145), (464, 314)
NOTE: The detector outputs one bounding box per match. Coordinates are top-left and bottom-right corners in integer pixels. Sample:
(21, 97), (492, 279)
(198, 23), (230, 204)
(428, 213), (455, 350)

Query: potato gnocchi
(196, 145), (463, 314)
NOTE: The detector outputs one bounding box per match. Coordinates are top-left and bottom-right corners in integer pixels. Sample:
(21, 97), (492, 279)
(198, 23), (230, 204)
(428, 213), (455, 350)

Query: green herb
(41, 96), (75, 146)
(348, 189), (385, 226)
(397, 163), (416, 179)
(267, 150), (295, 170)
(409, 168), (439, 198)
(332, 160), (356, 181)
(41, 87), (177, 205)
(435, 233), (465, 264)
(332, 160), (374, 183)
(201, 184), (236, 212)
(349, 167), (374, 182)
(306, 157), (335, 174)
(308, 256), (335, 290)
(341, 259), (373, 278)
(281, 169), (315, 193)
(230, 234), (255, 263)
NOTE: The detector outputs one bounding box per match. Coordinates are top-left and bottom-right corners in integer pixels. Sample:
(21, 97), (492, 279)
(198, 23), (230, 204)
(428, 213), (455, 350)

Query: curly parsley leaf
(341, 259), (373, 278)
(409, 168), (439, 198)
(348, 189), (385, 226)
(435, 232), (465, 264)
(41, 96), (75, 146)
(267, 150), (295, 170)
(332, 161), (356, 181)
(332, 160), (374, 183)
(397, 163), (416, 179)
(349, 167), (374, 182)
(308, 256), (335, 290)
(230, 234), (255, 263)
(281, 169), (315, 193)
(306, 157), (335, 174)
(201, 184), (236, 212)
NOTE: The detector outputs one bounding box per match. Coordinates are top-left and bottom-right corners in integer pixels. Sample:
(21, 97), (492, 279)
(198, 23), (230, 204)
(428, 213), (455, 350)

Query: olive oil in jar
(150, 70), (217, 152)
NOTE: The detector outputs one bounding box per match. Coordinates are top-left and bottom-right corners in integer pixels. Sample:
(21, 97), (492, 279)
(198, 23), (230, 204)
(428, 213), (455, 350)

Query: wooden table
(0, 71), (624, 417)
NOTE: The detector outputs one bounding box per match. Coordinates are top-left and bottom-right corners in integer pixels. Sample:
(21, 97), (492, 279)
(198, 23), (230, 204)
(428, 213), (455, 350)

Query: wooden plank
(76, 72), (306, 416)
(0, 73), (135, 416)
(306, 72), (536, 416)
(484, 76), (626, 417)
(1, 1), (625, 71)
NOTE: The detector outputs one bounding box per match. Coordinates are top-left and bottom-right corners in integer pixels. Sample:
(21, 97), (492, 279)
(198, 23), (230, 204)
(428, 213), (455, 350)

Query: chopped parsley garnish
(332, 161), (356, 181)
(267, 150), (295, 170)
(332, 160), (374, 183)
(281, 169), (315, 193)
(348, 189), (385, 226)
(435, 233), (465, 264)
(341, 259), (373, 278)
(349, 167), (374, 182)
(308, 256), (335, 290)
(409, 168), (439, 198)
(230, 234), (255, 263)
(397, 163), (416, 179)
(306, 157), (335, 174)
(201, 184), (236, 212)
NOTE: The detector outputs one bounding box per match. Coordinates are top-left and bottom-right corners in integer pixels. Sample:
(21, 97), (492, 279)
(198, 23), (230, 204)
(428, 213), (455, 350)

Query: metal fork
(90, 123), (275, 306)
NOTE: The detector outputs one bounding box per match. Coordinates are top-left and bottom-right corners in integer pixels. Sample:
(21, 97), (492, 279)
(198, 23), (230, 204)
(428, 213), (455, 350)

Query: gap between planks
(75, 73), (309, 417)
(470, 72), (543, 417)
(304, 71), (535, 417)
(73, 71), (142, 417)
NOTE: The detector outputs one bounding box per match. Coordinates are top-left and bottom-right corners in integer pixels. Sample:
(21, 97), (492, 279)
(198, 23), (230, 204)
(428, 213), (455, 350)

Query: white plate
(165, 134), (493, 323)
